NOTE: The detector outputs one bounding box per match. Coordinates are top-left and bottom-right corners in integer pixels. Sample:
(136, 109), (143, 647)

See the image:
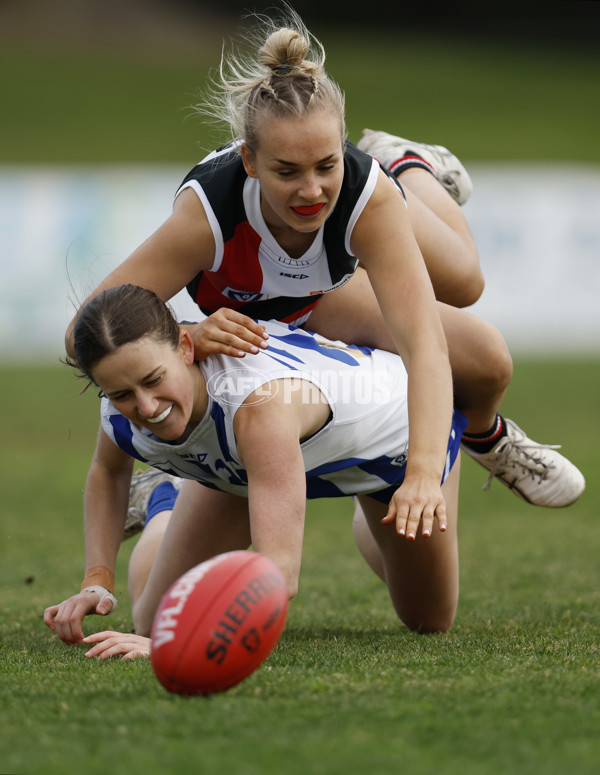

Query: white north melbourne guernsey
(101, 319), (466, 503)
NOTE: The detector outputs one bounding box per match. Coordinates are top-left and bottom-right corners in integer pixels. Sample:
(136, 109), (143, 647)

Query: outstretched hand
(82, 631), (151, 660)
(184, 308), (269, 361)
(382, 476), (447, 539)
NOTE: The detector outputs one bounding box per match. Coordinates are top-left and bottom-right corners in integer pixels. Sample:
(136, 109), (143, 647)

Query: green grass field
(1, 27), (599, 164)
(1, 12), (600, 775)
(1, 358), (599, 775)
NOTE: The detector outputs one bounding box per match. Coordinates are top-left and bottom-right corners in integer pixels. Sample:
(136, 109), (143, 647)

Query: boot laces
(482, 434), (560, 492)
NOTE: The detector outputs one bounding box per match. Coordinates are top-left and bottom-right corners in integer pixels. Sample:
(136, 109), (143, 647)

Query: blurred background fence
(1, 0), (599, 360)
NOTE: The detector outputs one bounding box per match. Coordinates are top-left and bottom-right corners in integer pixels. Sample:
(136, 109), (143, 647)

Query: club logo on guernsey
(391, 449), (409, 467)
(222, 287), (265, 303)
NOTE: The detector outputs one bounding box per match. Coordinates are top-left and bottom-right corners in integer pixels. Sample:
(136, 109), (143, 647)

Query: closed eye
(278, 164), (336, 177)
(107, 371), (164, 403)
(109, 391), (132, 403)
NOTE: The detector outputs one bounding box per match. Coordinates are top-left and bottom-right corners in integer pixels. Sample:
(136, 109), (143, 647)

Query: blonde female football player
(63, 8), (583, 513)
(45, 284), (466, 657)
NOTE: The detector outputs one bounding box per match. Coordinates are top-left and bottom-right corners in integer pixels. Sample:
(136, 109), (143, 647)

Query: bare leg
(355, 458), (461, 633)
(437, 303), (513, 431)
(400, 170), (484, 307)
(132, 480), (251, 636)
(127, 511), (171, 607)
(352, 499), (385, 581)
(308, 267), (512, 433)
(355, 128), (483, 307)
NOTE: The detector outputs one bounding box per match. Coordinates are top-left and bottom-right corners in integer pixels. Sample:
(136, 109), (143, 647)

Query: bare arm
(43, 427), (134, 643)
(72, 381), (323, 658)
(66, 189), (269, 360)
(83, 428), (135, 583)
(65, 189), (215, 358)
(351, 170), (454, 538)
(400, 172), (483, 307)
(234, 380), (329, 597)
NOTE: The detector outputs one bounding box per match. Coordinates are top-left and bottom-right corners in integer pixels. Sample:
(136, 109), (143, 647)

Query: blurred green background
(1, 5), (599, 774)
(1, 0), (599, 165)
(3, 0), (598, 361)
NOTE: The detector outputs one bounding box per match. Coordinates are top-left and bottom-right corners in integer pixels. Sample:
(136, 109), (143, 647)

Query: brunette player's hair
(66, 285), (179, 388)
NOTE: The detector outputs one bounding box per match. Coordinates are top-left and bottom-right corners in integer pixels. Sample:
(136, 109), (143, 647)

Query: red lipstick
(292, 203), (324, 216)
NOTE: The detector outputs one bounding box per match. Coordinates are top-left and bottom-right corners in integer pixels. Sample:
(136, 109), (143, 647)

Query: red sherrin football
(150, 551), (288, 695)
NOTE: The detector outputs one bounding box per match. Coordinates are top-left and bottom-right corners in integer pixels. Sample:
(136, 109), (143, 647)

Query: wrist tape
(81, 566), (115, 594)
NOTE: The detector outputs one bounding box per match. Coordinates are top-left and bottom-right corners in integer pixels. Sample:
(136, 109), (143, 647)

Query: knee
(394, 588), (458, 634)
(132, 599), (153, 637)
(436, 245), (485, 308)
(448, 262), (485, 309)
(459, 270), (485, 308)
(463, 319), (513, 395)
(481, 324), (513, 392)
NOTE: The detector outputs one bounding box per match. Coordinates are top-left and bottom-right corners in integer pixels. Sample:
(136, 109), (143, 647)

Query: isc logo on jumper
(279, 272), (309, 279)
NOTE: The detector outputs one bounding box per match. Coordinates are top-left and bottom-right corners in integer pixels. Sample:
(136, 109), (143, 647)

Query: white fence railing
(1, 164), (599, 360)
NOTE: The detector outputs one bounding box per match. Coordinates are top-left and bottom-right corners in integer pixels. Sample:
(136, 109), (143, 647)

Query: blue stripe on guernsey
(269, 331), (372, 366)
(210, 402), (234, 462)
(262, 347), (301, 370)
(306, 456), (368, 478)
(108, 415), (148, 463)
(357, 455), (409, 485)
(444, 409), (469, 479)
(262, 343), (305, 365)
(366, 409), (468, 503)
(305, 477), (348, 499)
(305, 455), (407, 500)
(304, 409), (469, 503)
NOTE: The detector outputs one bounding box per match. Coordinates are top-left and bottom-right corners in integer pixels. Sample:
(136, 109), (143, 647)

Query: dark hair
(67, 285), (179, 386)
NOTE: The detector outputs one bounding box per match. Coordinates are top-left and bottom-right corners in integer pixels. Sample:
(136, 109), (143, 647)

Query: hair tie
(273, 64), (295, 76)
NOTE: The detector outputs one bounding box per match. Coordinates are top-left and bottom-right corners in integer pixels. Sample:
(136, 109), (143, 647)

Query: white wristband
(81, 585), (118, 611)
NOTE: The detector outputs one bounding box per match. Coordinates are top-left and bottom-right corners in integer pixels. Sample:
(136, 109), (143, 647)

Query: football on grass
(150, 551), (288, 695)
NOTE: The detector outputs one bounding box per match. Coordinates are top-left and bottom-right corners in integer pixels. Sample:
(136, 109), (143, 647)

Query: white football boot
(124, 469), (182, 540)
(357, 128), (473, 205)
(462, 418), (586, 508)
